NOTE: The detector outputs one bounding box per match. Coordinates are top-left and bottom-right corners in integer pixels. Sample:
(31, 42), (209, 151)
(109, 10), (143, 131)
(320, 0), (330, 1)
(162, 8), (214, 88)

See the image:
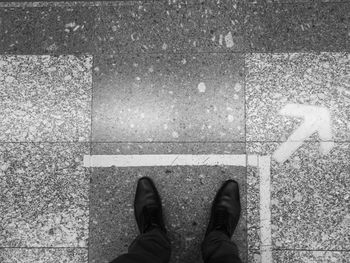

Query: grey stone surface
(248, 249), (350, 262)
(0, 248), (88, 263)
(245, 2), (349, 52)
(89, 142), (247, 263)
(247, 142), (350, 250)
(273, 250), (350, 263)
(0, 7), (96, 54)
(1, 1), (349, 262)
(0, 55), (92, 142)
(248, 250), (260, 263)
(0, 143), (90, 247)
(247, 165), (260, 251)
(151, 0), (244, 53)
(94, 0), (244, 54)
(0, 1), (151, 7)
(248, 0), (350, 2)
(93, 52), (245, 142)
(246, 52), (350, 142)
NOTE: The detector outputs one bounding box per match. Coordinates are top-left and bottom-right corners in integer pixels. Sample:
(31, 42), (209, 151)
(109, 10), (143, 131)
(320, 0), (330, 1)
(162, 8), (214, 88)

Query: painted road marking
(83, 154), (248, 167)
(83, 153), (272, 262)
(258, 155), (273, 262)
(273, 104), (334, 163)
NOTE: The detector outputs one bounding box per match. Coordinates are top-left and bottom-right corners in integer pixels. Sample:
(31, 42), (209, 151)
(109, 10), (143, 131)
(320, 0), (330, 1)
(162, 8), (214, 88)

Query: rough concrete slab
(0, 8), (3, 51)
(0, 248), (88, 263)
(151, 0), (244, 52)
(0, 143), (90, 247)
(94, 0), (244, 54)
(89, 142), (247, 263)
(0, 1), (152, 7)
(245, 2), (349, 52)
(93, 52), (245, 142)
(247, 142), (350, 250)
(246, 52), (350, 142)
(0, 7), (96, 54)
(0, 55), (92, 142)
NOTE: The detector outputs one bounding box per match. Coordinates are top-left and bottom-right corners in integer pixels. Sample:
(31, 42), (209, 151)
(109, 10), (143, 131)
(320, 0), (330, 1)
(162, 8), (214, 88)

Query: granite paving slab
(248, 250), (260, 263)
(247, 142), (350, 250)
(249, 249), (350, 263)
(247, 0), (350, 3)
(0, 55), (92, 142)
(244, 2), (349, 52)
(93, 52), (245, 142)
(246, 52), (350, 142)
(247, 164), (260, 251)
(0, 248), (88, 263)
(273, 250), (350, 263)
(89, 142), (247, 263)
(0, 143), (90, 247)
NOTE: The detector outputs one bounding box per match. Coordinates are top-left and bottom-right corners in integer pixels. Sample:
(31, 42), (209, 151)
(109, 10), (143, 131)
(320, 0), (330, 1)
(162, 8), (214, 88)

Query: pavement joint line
(83, 153), (272, 263)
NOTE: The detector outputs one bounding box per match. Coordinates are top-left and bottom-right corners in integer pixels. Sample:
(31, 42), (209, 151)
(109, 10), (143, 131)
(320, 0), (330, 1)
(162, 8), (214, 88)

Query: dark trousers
(110, 228), (242, 263)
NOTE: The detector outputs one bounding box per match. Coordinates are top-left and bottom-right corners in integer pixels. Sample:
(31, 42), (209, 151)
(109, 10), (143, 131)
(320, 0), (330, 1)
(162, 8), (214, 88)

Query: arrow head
(273, 104), (334, 163)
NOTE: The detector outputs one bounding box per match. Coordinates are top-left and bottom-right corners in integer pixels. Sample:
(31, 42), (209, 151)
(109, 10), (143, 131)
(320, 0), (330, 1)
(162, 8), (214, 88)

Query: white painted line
(83, 154), (247, 167)
(273, 104), (334, 163)
(248, 154), (258, 166)
(258, 155), (273, 263)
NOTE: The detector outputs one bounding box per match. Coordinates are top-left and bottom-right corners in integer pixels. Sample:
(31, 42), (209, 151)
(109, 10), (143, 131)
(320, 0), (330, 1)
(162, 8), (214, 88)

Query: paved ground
(0, 0), (349, 262)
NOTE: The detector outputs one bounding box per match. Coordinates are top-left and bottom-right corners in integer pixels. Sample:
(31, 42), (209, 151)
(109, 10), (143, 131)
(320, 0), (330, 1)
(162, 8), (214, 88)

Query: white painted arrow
(273, 104), (334, 163)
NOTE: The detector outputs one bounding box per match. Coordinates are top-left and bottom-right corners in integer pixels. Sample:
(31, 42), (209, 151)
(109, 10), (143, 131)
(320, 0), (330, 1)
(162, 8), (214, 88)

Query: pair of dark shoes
(134, 177), (241, 238)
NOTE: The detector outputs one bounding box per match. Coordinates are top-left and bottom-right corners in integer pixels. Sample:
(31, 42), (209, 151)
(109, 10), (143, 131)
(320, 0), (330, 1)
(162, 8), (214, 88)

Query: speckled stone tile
(0, 248), (88, 263)
(247, 0), (350, 2)
(247, 164), (260, 251)
(246, 52), (350, 142)
(273, 250), (350, 263)
(248, 250), (260, 263)
(0, 143), (89, 247)
(0, 55), (92, 142)
(247, 142), (350, 250)
(0, 7), (96, 54)
(94, 0), (244, 54)
(245, 2), (349, 52)
(93, 52), (245, 142)
(89, 142), (247, 263)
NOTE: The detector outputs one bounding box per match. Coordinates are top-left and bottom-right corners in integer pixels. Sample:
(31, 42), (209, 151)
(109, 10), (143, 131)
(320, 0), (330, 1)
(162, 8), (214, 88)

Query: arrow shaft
(273, 119), (320, 163)
(273, 141), (304, 163)
(284, 121), (317, 142)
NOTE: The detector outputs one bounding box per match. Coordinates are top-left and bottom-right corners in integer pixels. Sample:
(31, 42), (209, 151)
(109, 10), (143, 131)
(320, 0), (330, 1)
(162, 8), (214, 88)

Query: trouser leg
(201, 230), (242, 263)
(110, 228), (171, 263)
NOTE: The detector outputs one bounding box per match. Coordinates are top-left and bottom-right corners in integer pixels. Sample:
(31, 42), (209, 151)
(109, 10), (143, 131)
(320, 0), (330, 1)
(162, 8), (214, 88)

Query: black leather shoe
(134, 177), (166, 234)
(205, 179), (241, 238)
